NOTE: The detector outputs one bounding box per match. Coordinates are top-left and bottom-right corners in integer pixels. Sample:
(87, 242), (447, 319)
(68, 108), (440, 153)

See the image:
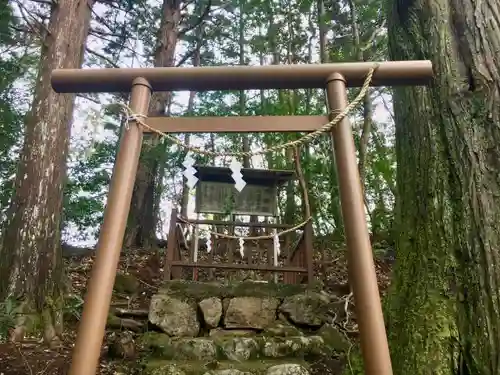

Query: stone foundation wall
(149, 281), (347, 338)
(134, 281), (350, 375)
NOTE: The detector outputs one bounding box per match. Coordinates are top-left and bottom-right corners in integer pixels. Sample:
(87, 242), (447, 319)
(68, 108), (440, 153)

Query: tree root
(107, 314), (145, 332)
(8, 298), (63, 348)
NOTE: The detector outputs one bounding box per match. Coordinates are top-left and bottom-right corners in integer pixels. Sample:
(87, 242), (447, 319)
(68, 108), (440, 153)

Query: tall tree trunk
(0, 0), (93, 344)
(303, 10), (317, 221)
(261, 1), (277, 172)
(180, 36), (202, 217)
(282, 7), (297, 225)
(238, 0), (250, 169)
(348, 0), (372, 192)
(387, 0), (500, 374)
(318, 0), (344, 234)
(317, 0), (328, 63)
(125, 0), (181, 248)
(238, 0), (257, 232)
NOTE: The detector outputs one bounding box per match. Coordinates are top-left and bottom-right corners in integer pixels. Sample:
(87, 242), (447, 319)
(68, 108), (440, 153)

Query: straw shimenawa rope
(178, 215), (312, 241)
(119, 66), (377, 159)
(114, 66), (377, 240)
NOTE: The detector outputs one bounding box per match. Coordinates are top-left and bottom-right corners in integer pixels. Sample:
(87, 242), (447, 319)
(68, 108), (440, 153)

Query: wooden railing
(164, 209), (314, 285)
(283, 220), (313, 284)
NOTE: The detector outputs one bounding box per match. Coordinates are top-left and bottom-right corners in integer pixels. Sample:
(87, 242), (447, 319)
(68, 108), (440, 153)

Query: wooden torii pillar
(51, 60), (433, 375)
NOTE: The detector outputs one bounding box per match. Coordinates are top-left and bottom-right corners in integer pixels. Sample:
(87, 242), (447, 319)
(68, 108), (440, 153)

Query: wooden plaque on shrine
(196, 181), (277, 216)
(194, 166), (295, 217)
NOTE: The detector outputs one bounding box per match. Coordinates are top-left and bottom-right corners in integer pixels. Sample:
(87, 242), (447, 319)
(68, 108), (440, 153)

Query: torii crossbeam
(51, 60), (433, 375)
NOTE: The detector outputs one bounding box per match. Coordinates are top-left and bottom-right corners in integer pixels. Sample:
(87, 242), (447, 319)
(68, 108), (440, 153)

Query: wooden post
(326, 73), (393, 375)
(192, 213), (200, 281)
(164, 208), (179, 280)
(68, 78), (151, 375)
(305, 221), (314, 285)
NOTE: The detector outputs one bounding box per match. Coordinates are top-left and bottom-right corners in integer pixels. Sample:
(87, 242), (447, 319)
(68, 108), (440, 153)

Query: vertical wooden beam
(164, 208), (179, 280)
(69, 78), (152, 375)
(304, 221), (314, 285)
(326, 73), (393, 375)
(268, 235), (274, 282)
(208, 234), (214, 281)
(192, 213), (200, 281)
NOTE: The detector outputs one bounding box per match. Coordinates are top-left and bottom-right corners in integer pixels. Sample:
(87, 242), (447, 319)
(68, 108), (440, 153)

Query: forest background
(0, 0), (395, 248)
(1, 0), (499, 374)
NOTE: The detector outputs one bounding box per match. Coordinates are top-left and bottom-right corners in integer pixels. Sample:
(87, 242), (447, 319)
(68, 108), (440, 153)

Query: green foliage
(63, 294), (84, 321)
(0, 297), (16, 341)
(64, 141), (116, 239)
(343, 345), (365, 375)
(0, 1), (37, 223)
(0, 0), (395, 246)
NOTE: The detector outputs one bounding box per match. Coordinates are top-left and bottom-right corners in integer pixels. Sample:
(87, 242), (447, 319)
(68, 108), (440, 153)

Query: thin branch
(180, 1), (191, 13)
(28, 0), (52, 5)
(86, 47), (120, 68)
(377, 90), (395, 124)
(360, 20), (387, 52)
(175, 39), (203, 67)
(76, 93), (101, 104)
(90, 9), (117, 32)
(14, 0), (48, 28)
(95, 0), (127, 12)
(347, 0), (361, 52)
(175, 48), (195, 67)
(89, 27), (124, 38)
(178, 0), (212, 38)
(89, 31), (147, 59)
(94, 0), (152, 26)
(11, 2), (46, 38)
(15, 345), (34, 375)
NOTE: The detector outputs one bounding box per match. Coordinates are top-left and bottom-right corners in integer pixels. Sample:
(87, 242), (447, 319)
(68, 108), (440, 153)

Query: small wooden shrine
(165, 164), (314, 284)
(194, 165), (294, 217)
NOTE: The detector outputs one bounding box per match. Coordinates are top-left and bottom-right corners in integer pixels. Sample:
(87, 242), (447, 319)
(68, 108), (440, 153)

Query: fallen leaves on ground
(0, 243), (393, 375)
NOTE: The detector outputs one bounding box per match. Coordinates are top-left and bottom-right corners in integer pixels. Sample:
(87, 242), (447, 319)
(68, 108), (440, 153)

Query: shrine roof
(194, 165), (295, 186)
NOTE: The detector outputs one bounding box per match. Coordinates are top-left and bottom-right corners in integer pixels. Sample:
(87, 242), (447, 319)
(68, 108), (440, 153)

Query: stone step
(149, 282), (347, 339)
(140, 326), (348, 362)
(143, 359), (311, 375)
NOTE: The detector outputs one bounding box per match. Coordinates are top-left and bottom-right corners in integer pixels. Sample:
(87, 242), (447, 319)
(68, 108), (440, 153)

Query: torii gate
(51, 60), (433, 375)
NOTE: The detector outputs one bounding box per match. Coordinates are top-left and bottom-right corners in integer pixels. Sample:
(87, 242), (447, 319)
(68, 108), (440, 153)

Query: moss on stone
(143, 359), (310, 375)
(139, 332), (176, 358)
(141, 333), (223, 361)
(210, 328), (256, 338)
(2, 298), (62, 343)
(158, 280), (321, 302)
(256, 335), (325, 359)
(213, 336), (260, 361)
(140, 330), (332, 364)
(114, 273), (139, 295)
(317, 324), (350, 353)
(279, 292), (331, 327)
(106, 313), (121, 327)
(262, 321), (303, 337)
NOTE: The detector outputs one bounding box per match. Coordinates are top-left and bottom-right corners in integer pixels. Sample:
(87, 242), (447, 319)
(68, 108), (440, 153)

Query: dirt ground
(0, 246), (393, 375)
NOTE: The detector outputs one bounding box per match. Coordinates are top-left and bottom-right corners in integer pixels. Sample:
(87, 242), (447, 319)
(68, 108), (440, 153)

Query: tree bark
(317, 0), (344, 234)
(348, 0), (373, 213)
(239, 0), (250, 171)
(317, 0), (328, 63)
(180, 35), (201, 217)
(0, 0), (93, 344)
(387, 0), (500, 374)
(237, 0), (258, 233)
(124, 0), (181, 248)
